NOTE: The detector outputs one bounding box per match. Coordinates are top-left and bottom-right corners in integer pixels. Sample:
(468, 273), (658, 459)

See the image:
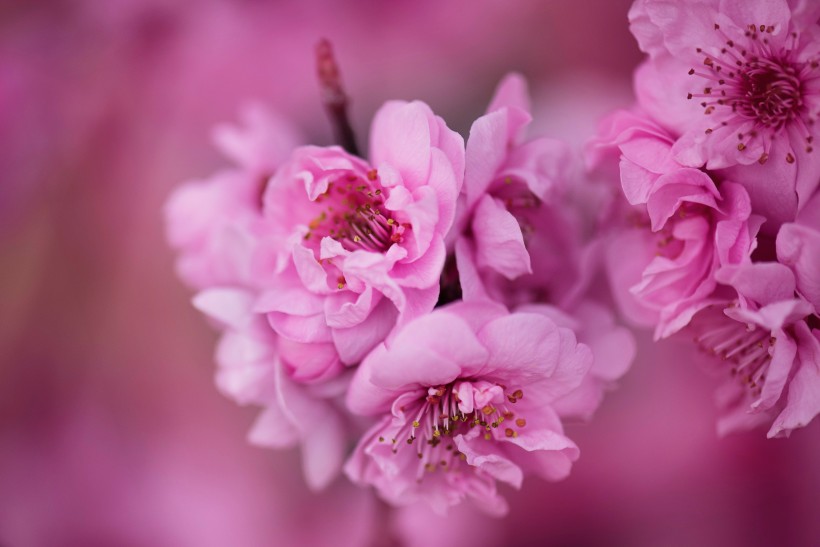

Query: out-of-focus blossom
(255, 100), (464, 369)
(165, 106), (302, 290)
(628, 0), (820, 227)
(345, 302), (591, 516)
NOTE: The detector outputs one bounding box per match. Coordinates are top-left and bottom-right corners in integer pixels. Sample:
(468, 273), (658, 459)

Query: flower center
(491, 175), (541, 245)
(379, 381), (527, 481)
(304, 169), (409, 253)
(739, 57), (803, 129)
(687, 23), (819, 163)
(692, 307), (774, 397)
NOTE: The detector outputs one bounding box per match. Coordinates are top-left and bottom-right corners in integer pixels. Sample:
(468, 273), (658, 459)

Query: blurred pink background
(1, 1), (818, 546)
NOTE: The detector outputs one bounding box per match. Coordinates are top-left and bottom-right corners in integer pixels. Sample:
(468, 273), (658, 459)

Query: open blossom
(254, 100), (464, 370)
(165, 105), (302, 290)
(344, 302), (591, 515)
(455, 73), (571, 304)
(193, 287), (350, 490)
(689, 259), (819, 437)
(628, 0), (820, 226)
(590, 109), (760, 338)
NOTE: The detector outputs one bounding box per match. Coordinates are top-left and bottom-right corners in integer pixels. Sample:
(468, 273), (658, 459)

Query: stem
(315, 39), (360, 156)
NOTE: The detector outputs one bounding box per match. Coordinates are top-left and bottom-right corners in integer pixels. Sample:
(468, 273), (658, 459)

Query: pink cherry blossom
(628, 0), (820, 227)
(590, 109), (760, 338)
(455, 73), (571, 304)
(165, 105), (302, 290)
(689, 260), (819, 437)
(344, 302), (591, 515)
(254, 100), (464, 368)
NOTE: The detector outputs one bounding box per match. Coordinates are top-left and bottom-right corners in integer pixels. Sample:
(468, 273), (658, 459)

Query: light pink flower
(344, 302), (591, 515)
(455, 73), (571, 303)
(690, 261), (819, 437)
(591, 109), (760, 338)
(165, 105), (301, 290)
(255, 100), (464, 368)
(628, 0), (820, 227)
(193, 287), (350, 490)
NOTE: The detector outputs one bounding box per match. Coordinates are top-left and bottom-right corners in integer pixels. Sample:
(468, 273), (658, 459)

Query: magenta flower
(344, 302), (591, 515)
(628, 0), (820, 226)
(255, 100), (464, 368)
(456, 73), (570, 301)
(591, 109), (760, 338)
(165, 105), (301, 290)
(690, 260), (819, 437)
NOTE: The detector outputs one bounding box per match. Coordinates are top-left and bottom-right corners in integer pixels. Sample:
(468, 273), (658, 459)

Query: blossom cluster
(165, 75), (634, 514)
(164, 0), (820, 520)
(589, 0), (820, 437)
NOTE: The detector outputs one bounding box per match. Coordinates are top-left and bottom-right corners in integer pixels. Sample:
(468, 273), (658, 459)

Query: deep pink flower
(591, 109), (760, 338)
(165, 105), (301, 290)
(628, 0), (820, 227)
(193, 287), (350, 489)
(254, 100), (464, 369)
(455, 73), (571, 303)
(690, 261), (819, 437)
(344, 302), (591, 515)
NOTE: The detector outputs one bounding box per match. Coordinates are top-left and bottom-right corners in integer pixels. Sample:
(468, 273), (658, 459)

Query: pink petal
(472, 195), (532, 280)
(370, 312), (489, 391)
(454, 431), (524, 489)
(486, 72), (531, 119)
(370, 101), (432, 190)
(769, 324), (820, 437)
(454, 237), (491, 303)
(777, 223), (820, 310)
(465, 109), (517, 207)
(331, 297), (398, 365)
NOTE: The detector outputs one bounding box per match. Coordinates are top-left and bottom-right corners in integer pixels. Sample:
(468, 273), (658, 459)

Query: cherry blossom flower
(589, 109), (761, 338)
(254, 100), (464, 369)
(344, 302), (591, 515)
(455, 73), (571, 304)
(628, 0), (820, 227)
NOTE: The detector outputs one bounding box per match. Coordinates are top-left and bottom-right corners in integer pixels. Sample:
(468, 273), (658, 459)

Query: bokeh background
(1, 1), (818, 546)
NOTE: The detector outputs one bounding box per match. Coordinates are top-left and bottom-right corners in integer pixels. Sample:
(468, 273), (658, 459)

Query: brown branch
(315, 39), (359, 156)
